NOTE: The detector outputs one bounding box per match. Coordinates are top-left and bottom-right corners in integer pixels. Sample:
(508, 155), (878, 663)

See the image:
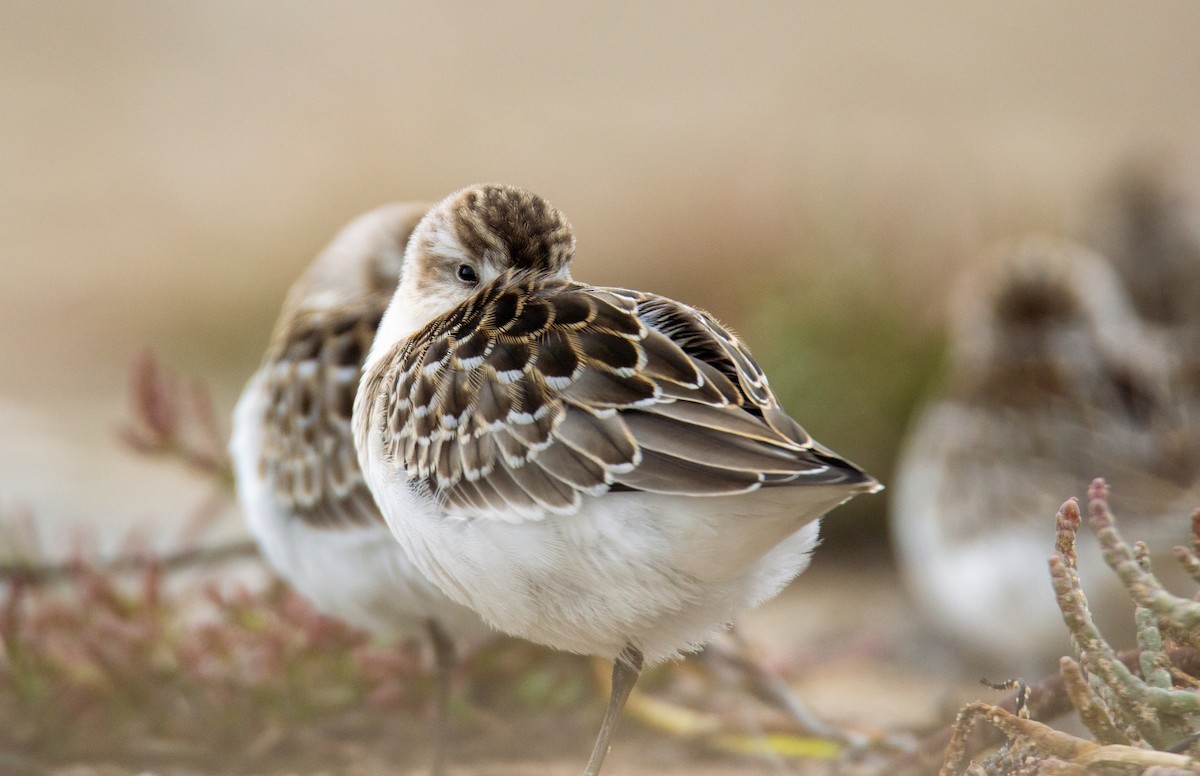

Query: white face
(401, 220), (484, 315)
(364, 185), (575, 369)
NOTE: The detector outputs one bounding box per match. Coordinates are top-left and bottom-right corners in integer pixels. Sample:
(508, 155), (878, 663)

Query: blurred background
(2, 1), (1198, 553)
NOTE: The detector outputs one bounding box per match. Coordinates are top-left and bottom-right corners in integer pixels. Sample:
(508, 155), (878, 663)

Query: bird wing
(367, 274), (873, 521)
(258, 303), (387, 528)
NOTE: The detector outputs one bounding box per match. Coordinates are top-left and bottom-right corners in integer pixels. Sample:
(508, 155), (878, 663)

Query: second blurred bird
(229, 203), (495, 776)
(1090, 162), (1200, 427)
(891, 235), (1200, 671)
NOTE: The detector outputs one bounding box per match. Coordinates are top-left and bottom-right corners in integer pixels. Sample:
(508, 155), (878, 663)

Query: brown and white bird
(353, 183), (879, 775)
(1090, 163), (1200, 426)
(229, 203), (493, 775)
(1090, 162), (1200, 330)
(890, 237), (1200, 669)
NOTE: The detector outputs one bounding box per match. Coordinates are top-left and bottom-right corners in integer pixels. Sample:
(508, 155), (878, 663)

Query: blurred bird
(354, 183), (880, 775)
(1089, 162), (1200, 425)
(1090, 162), (1200, 329)
(230, 202), (493, 776)
(891, 237), (1200, 670)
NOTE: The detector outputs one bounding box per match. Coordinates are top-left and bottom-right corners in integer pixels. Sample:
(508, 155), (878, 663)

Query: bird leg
(584, 644), (644, 776)
(426, 619), (456, 776)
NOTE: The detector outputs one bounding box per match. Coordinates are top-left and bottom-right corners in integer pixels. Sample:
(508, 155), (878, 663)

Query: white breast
(361, 406), (854, 663)
(230, 369), (489, 641)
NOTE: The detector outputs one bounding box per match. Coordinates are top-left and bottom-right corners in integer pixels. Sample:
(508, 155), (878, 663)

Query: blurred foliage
(0, 543), (911, 774)
(744, 262), (946, 550)
(0, 553), (605, 772)
(1, 563), (370, 762)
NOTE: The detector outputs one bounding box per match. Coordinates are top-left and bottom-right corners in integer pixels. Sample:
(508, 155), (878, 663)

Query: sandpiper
(891, 237), (1199, 669)
(354, 183), (880, 775)
(230, 202), (492, 775)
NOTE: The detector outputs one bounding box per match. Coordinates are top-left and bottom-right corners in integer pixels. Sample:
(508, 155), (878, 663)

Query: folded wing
(372, 274), (873, 520)
(260, 304), (387, 528)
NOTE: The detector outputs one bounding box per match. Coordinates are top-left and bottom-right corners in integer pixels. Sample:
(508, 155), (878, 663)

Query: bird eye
(457, 264), (479, 284)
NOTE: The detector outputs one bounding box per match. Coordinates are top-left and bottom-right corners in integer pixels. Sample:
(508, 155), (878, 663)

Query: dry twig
(118, 350), (233, 487)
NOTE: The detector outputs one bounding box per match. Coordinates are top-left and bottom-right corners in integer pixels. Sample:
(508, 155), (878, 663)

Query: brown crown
(449, 184), (576, 274)
(993, 276), (1082, 327)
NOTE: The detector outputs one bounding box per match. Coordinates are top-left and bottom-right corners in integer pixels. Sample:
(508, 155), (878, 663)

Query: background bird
(1089, 162), (1200, 434)
(354, 183), (880, 775)
(890, 236), (1200, 671)
(229, 202), (494, 776)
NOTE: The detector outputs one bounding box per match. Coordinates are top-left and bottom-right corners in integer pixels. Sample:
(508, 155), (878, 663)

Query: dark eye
(457, 264), (478, 284)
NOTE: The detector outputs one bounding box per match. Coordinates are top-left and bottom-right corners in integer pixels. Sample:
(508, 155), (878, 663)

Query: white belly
(367, 446), (854, 664)
(231, 372), (489, 642)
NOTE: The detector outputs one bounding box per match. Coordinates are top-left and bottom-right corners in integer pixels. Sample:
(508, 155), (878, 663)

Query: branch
(117, 349), (234, 488)
(0, 539), (258, 585)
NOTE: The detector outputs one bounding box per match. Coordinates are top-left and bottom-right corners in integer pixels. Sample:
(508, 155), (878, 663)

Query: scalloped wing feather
(260, 304), (387, 528)
(374, 276), (870, 520)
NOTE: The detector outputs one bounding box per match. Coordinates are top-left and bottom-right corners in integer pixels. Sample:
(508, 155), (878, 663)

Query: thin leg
(584, 644), (643, 776)
(426, 619), (456, 776)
